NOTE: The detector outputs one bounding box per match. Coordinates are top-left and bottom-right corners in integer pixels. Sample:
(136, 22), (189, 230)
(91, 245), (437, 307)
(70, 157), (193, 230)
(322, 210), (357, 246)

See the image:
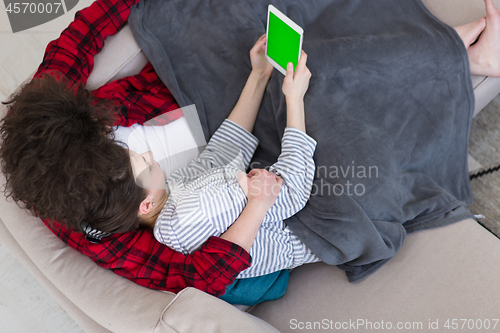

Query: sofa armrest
(156, 288), (279, 333)
(421, 0), (496, 27)
(471, 76), (500, 116)
(0, 214), (111, 333)
(0, 159), (176, 332)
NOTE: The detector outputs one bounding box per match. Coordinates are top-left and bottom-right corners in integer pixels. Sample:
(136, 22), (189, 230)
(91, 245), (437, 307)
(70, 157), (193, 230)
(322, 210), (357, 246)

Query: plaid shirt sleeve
(33, 0), (251, 296)
(34, 0), (139, 85)
(92, 62), (181, 127)
(34, 0), (180, 126)
(43, 219), (251, 296)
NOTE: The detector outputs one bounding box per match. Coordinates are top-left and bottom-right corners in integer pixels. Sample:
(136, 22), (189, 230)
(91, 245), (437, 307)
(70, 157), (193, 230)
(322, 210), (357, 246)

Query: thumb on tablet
(284, 62), (294, 84)
(282, 62), (294, 95)
(283, 62), (293, 84)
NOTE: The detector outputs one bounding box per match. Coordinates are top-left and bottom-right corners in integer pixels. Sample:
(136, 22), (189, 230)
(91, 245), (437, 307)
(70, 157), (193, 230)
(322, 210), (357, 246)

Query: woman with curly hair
(1, 73), (144, 234)
(0, 0), (283, 298)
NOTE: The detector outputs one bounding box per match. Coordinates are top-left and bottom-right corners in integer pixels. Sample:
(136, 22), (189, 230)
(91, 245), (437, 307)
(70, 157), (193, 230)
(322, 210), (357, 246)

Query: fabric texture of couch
(1, 0), (500, 332)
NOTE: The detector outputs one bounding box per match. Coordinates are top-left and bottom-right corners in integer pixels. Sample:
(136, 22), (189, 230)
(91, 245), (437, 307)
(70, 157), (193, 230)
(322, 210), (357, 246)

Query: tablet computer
(266, 5), (304, 76)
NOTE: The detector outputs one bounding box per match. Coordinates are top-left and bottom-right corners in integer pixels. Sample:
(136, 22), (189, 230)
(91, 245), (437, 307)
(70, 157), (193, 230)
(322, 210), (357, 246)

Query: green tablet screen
(267, 11), (301, 71)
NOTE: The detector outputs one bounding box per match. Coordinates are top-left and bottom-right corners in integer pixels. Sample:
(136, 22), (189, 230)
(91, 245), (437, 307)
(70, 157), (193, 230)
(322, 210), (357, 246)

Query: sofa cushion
(156, 288), (279, 333)
(250, 218), (500, 332)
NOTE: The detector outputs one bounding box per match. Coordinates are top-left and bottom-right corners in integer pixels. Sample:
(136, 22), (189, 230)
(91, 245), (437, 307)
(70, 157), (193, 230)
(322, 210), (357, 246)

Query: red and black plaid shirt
(34, 0), (251, 296)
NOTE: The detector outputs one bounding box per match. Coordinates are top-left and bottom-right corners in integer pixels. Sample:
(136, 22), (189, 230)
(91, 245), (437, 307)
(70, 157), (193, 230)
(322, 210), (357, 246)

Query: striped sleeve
(264, 128), (317, 222)
(154, 198), (217, 255)
(182, 119), (259, 176)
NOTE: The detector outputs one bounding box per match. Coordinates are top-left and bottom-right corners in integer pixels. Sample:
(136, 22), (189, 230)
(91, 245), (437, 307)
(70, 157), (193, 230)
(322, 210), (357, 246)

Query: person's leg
(454, 18), (486, 50)
(457, 0), (500, 77)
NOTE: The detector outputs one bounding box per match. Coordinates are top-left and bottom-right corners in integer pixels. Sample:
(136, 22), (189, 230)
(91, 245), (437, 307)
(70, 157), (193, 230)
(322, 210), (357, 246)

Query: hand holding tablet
(266, 5), (304, 76)
(282, 51), (311, 101)
(250, 34), (274, 79)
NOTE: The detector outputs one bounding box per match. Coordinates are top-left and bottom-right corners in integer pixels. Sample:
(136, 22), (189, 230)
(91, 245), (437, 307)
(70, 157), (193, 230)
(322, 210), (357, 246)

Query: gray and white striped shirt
(154, 119), (320, 278)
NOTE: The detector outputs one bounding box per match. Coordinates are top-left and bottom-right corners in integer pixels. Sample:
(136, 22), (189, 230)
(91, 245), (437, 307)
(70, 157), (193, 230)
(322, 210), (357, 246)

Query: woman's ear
(138, 192), (154, 216)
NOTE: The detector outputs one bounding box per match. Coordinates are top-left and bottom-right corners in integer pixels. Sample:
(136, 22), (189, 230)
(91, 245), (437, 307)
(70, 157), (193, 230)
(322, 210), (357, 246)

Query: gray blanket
(129, 0), (475, 282)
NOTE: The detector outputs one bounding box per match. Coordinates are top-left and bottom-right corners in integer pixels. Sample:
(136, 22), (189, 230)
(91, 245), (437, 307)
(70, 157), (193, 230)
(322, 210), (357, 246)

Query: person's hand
(220, 168), (282, 251)
(245, 169), (283, 211)
(250, 34), (273, 79)
(282, 51), (311, 102)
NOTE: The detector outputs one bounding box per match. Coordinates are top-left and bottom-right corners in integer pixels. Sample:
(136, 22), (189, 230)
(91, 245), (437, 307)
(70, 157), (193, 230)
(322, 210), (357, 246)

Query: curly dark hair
(0, 73), (146, 233)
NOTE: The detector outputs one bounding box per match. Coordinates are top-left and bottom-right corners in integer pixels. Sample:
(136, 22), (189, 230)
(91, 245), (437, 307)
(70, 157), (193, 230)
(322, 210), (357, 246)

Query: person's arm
(220, 167), (283, 252)
(263, 52), (314, 221)
(173, 35), (273, 175)
(93, 62), (181, 127)
(171, 119), (259, 179)
(266, 129), (316, 222)
(155, 152), (284, 255)
(44, 219), (245, 296)
(34, 0), (140, 85)
(282, 51), (311, 132)
(34, 0), (181, 128)
(227, 34), (273, 132)
(218, 199), (271, 253)
(43, 169), (281, 296)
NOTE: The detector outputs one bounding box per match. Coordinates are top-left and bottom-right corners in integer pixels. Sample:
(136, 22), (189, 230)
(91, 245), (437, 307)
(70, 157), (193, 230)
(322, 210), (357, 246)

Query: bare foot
(454, 18), (486, 49)
(467, 0), (500, 77)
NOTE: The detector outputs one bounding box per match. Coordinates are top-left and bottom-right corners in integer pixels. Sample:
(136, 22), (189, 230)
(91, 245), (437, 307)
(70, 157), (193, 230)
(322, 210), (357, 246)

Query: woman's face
(129, 150), (167, 198)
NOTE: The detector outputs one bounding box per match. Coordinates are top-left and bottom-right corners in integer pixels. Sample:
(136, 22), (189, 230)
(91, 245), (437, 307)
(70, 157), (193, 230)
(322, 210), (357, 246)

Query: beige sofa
(2, 1), (500, 332)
